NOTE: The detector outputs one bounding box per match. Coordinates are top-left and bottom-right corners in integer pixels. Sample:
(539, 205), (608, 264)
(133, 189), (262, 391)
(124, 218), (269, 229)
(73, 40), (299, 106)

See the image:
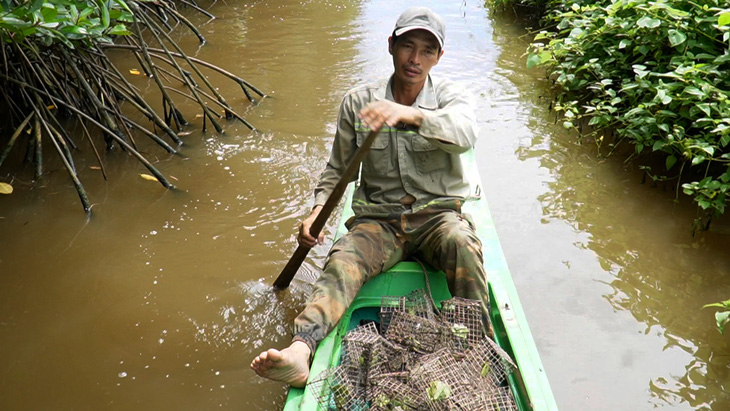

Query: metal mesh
(308, 292), (518, 410)
(439, 297), (484, 352)
(383, 311), (446, 354)
(309, 366), (369, 411)
(487, 386), (518, 410)
(339, 322), (382, 401)
(369, 375), (422, 410)
(380, 289), (435, 335)
(462, 337), (517, 388)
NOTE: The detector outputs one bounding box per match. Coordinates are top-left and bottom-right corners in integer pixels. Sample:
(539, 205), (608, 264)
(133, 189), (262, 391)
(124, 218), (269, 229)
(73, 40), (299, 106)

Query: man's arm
(358, 84), (477, 154)
(313, 95), (358, 208)
(358, 100), (424, 129)
(301, 95), (357, 247)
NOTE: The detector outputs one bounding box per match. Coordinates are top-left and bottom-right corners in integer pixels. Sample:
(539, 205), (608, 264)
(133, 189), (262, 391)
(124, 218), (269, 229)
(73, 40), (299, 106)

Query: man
(251, 7), (488, 388)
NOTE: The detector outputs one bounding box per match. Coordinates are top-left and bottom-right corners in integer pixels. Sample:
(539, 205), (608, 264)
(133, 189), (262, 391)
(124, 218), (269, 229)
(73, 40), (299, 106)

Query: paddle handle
(273, 129), (380, 289)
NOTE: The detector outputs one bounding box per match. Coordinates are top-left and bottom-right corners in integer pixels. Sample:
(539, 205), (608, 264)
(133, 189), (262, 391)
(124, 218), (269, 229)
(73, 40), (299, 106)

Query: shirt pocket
(411, 135), (449, 174)
(356, 131), (392, 174)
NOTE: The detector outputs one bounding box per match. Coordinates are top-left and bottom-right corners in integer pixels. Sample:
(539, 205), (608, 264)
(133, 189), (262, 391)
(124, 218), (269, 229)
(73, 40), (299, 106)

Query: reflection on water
(1, 0), (729, 409)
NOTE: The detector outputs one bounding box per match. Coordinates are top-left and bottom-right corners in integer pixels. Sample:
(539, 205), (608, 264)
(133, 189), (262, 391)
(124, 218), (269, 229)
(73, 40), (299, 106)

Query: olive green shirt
(314, 75), (478, 217)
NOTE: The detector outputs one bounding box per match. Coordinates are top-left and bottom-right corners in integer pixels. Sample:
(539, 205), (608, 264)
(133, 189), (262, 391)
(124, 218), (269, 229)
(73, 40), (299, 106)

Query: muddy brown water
(1, 0), (729, 409)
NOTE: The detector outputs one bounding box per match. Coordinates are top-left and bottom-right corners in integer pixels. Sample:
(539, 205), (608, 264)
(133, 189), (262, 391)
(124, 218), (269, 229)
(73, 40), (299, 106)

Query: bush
(526, 0), (730, 226)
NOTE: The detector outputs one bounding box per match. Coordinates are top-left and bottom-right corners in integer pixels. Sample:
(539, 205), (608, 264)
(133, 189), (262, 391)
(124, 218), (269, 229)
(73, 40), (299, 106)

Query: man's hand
(358, 100), (423, 131)
(298, 205), (325, 248)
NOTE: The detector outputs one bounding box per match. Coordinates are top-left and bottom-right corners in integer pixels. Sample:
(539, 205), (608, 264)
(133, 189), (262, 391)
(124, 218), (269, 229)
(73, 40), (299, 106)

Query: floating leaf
(140, 173), (159, 182)
(129, 69), (141, 75)
(46, 105), (56, 110)
(0, 182), (13, 194)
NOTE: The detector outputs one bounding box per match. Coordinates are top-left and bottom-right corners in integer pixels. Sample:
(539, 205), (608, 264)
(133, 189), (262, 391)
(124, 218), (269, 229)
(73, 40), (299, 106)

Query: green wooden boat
(283, 151), (557, 410)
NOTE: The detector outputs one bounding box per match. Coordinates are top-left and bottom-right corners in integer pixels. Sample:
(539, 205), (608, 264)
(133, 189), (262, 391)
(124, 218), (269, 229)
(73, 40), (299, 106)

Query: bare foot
(250, 341), (311, 388)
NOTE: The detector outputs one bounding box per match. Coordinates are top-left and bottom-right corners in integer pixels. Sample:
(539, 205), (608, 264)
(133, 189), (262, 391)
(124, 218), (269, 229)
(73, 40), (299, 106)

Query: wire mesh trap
(308, 290), (518, 410)
(439, 297), (485, 352)
(380, 289), (436, 335)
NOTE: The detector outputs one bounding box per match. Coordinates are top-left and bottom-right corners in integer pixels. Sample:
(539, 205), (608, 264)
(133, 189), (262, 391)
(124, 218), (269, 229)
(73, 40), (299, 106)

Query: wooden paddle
(273, 129), (381, 289)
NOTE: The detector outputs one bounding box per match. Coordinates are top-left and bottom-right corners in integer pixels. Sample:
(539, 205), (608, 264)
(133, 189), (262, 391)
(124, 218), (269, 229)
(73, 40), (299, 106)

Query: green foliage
(427, 380), (452, 401)
(0, 0), (134, 48)
(486, 0), (548, 11)
(703, 299), (730, 334)
(526, 0), (730, 221)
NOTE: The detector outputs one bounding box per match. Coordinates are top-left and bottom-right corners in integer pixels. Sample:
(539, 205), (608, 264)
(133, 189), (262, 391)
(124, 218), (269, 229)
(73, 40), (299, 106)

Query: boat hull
(283, 150), (557, 410)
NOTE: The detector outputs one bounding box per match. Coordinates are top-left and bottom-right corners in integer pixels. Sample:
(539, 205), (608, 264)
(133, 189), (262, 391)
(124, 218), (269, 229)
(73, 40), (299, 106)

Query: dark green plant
(0, 0), (265, 212)
(526, 0), (730, 226)
(703, 299), (730, 334)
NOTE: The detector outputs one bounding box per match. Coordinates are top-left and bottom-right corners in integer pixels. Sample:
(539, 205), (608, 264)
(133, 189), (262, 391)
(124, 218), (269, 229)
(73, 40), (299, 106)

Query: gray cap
(393, 7), (445, 48)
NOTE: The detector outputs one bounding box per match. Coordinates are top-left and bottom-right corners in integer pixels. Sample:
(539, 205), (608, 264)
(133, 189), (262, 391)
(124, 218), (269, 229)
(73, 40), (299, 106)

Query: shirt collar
(382, 75), (438, 110)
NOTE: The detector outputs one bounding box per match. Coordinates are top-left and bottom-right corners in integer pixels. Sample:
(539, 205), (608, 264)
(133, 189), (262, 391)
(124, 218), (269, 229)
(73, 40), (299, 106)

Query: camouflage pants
(293, 203), (489, 353)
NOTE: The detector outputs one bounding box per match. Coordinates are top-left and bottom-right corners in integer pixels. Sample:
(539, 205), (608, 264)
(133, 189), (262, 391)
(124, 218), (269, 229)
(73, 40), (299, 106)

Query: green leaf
(716, 311), (730, 334)
(656, 89), (672, 105)
(703, 299), (730, 310)
(668, 29), (687, 47)
(666, 155), (677, 170)
(569, 28), (585, 39)
(28, 0), (44, 13)
(451, 324), (469, 339)
(637, 17), (661, 29)
(93, 0), (110, 28)
(110, 0), (133, 14)
(107, 23), (130, 36)
(684, 87), (705, 98)
(526, 53), (541, 69)
(1, 16), (33, 28)
(721, 135), (730, 148)
(481, 362), (491, 378)
(696, 103), (711, 117)
(427, 381), (452, 401)
(79, 7), (95, 21)
(619, 39), (631, 49)
(633, 65), (650, 78)
(719, 13), (730, 27)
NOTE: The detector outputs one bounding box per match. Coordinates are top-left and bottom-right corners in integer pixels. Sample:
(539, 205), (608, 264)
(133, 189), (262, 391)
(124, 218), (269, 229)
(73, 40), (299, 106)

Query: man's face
(389, 30), (444, 87)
